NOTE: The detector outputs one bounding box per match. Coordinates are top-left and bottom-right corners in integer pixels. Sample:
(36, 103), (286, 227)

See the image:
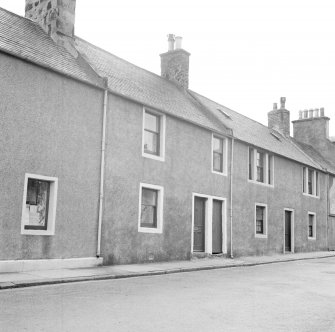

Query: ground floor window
(255, 204), (267, 238)
(138, 183), (164, 233)
(21, 174), (58, 235)
(308, 212), (316, 239)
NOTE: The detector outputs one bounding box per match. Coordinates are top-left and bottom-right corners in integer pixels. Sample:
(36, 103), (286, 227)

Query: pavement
(1, 251), (334, 290)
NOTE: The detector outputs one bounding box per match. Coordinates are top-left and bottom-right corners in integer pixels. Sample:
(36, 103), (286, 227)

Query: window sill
(308, 236), (316, 241)
(138, 227), (162, 234)
(142, 152), (165, 162)
(255, 234), (267, 239)
(248, 179), (274, 188)
(303, 193), (320, 199)
(212, 170), (227, 177)
(21, 229), (55, 236)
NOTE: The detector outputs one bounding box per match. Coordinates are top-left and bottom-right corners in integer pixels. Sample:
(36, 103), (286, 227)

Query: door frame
(283, 208), (294, 253)
(191, 193), (226, 255)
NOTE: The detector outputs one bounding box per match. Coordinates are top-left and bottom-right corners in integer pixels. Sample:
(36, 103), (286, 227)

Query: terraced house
(0, 0), (334, 272)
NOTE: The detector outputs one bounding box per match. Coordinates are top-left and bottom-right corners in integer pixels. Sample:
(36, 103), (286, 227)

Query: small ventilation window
(217, 108), (231, 119)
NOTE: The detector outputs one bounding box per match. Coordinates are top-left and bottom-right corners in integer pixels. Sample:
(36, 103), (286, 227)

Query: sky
(1, 0), (334, 136)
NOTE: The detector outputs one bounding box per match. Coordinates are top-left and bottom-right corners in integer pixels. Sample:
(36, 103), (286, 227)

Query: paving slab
(0, 251), (334, 290)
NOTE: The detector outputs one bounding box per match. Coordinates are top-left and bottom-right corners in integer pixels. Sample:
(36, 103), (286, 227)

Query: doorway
(284, 209), (294, 252)
(193, 196), (206, 252)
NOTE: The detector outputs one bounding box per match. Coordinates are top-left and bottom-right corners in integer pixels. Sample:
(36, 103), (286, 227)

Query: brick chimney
(268, 97), (290, 136)
(293, 108), (335, 164)
(160, 34), (190, 89)
(25, 0), (78, 57)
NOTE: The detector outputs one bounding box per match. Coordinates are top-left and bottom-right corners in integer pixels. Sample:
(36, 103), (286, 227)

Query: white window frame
(138, 183), (164, 234)
(191, 193), (227, 254)
(302, 167), (319, 198)
(142, 108), (166, 162)
(211, 134), (228, 176)
(255, 203), (268, 238)
(21, 173), (58, 236)
(307, 212), (316, 240)
(248, 147), (274, 187)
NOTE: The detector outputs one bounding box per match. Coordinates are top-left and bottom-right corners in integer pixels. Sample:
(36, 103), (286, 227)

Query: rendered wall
(232, 141), (328, 257)
(102, 94), (231, 264)
(0, 52), (103, 260)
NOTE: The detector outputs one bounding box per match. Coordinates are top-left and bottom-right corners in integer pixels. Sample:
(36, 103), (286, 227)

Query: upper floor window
(212, 135), (227, 175)
(302, 167), (319, 197)
(142, 109), (166, 161)
(330, 176), (335, 215)
(249, 147), (274, 186)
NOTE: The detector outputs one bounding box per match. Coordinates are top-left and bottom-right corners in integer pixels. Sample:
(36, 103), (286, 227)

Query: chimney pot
(299, 110), (303, 119)
(273, 103), (277, 110)
(280, 97), (286, 109)
(309, 109), (314, 118)
(167, 34), (175, 51)
(303, 110), (308, 118)
(175, 36), (182, 49)
(314, 108), (319, 117)
(320, 107), (325, 117)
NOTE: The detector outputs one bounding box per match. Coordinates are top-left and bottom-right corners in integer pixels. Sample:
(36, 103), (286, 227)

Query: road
(1, 257), (335, 332)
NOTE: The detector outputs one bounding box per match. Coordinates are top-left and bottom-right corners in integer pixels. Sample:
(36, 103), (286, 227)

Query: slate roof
(190, 91), (323, 170)
(0, 7), (104, 87)
(74, 37), (228, 134)
(0, 7), (331, 171)
(294, 141), (335, 175)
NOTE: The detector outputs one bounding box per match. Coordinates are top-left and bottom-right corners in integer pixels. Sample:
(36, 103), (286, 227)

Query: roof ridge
(75, 36), (170, 82)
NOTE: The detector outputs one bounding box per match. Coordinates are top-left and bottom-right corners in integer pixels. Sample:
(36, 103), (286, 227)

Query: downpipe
(230, 136), (234, 258)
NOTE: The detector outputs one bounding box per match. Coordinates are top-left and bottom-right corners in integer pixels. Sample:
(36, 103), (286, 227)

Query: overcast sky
(1, 0), (334, 135)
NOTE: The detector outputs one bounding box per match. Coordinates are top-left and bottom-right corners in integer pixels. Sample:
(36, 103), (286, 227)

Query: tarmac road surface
(1, 257), (335, 331)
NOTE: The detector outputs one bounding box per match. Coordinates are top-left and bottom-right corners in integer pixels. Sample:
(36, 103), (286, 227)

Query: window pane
(141, 205), (157, 228)
(303, 167), (306, 193)
(268, 156), (272, 185)
(142, 188), (157, 206)
(256, 152), (264, 182)
(316, 172), (319, 196)
(144, 131), (159, 155)
(213, 137), (223, 153)
(308, 215), (314, 237)
(308, 169), (313, 195)
(249, 148), (254, 180)
(25, 179), (49, 229)
(145, 112), (159, 133)
(213, 152), (223, 172)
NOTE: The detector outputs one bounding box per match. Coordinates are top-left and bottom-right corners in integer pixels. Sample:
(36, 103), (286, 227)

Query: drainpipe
(97, 88), (108, 258)
(230, 135), (235, 258)
(326, 173), (330, 250)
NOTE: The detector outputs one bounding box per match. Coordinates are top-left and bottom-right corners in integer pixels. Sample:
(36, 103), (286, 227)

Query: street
(1, 257), (335, 332)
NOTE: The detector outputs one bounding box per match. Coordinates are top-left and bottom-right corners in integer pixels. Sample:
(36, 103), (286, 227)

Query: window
(21, 174), (58, 235)
(142, 109), (165, 161)
(302, 167), (319, 197)
(255, 204), (267, 238)
(330, 176), (335, 215)
(212, 135), (227, 175)
(249, 148), (274, 186)
(138, 183), (163, 233)
(308, 212), (316, 239)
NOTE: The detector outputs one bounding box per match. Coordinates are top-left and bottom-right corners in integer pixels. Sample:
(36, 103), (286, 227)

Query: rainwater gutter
(230, 135), (235, 258)
(97, 87), (108, 258)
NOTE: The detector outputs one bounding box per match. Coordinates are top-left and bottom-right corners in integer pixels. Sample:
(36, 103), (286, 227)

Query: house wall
(102, 94), (231, 264)
(0, 52), (103, 261)
(232, 141), (328, 257)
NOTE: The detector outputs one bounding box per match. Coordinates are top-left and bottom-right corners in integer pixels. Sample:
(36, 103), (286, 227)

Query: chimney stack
(268, 97), (290, 136)
(160, 34), (190, 89)
(25, 0), (78, 57)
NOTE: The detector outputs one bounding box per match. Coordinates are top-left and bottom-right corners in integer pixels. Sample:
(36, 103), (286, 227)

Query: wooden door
(193, 197), (206, 252)
(212, 200), (223, 254)
(285, 211), (292, 252)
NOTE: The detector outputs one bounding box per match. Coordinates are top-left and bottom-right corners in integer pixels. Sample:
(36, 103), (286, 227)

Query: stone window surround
(255, 203), (268, 238)
(302, 167), (319, 198)
(248, 147), (274, 187)
(307, 212), (316, 240)
(142, 107), (166, 162)
(21, 173), (58, 236)
(211, 134), (228, 176)
(138, 183), (164, 234)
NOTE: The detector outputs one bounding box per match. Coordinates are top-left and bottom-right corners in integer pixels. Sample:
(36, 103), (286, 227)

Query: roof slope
(294, 141), (335, 175)
(75, 37), (227, 134)
(190, 91), (322, 169)
(0, 7), (103, 87)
